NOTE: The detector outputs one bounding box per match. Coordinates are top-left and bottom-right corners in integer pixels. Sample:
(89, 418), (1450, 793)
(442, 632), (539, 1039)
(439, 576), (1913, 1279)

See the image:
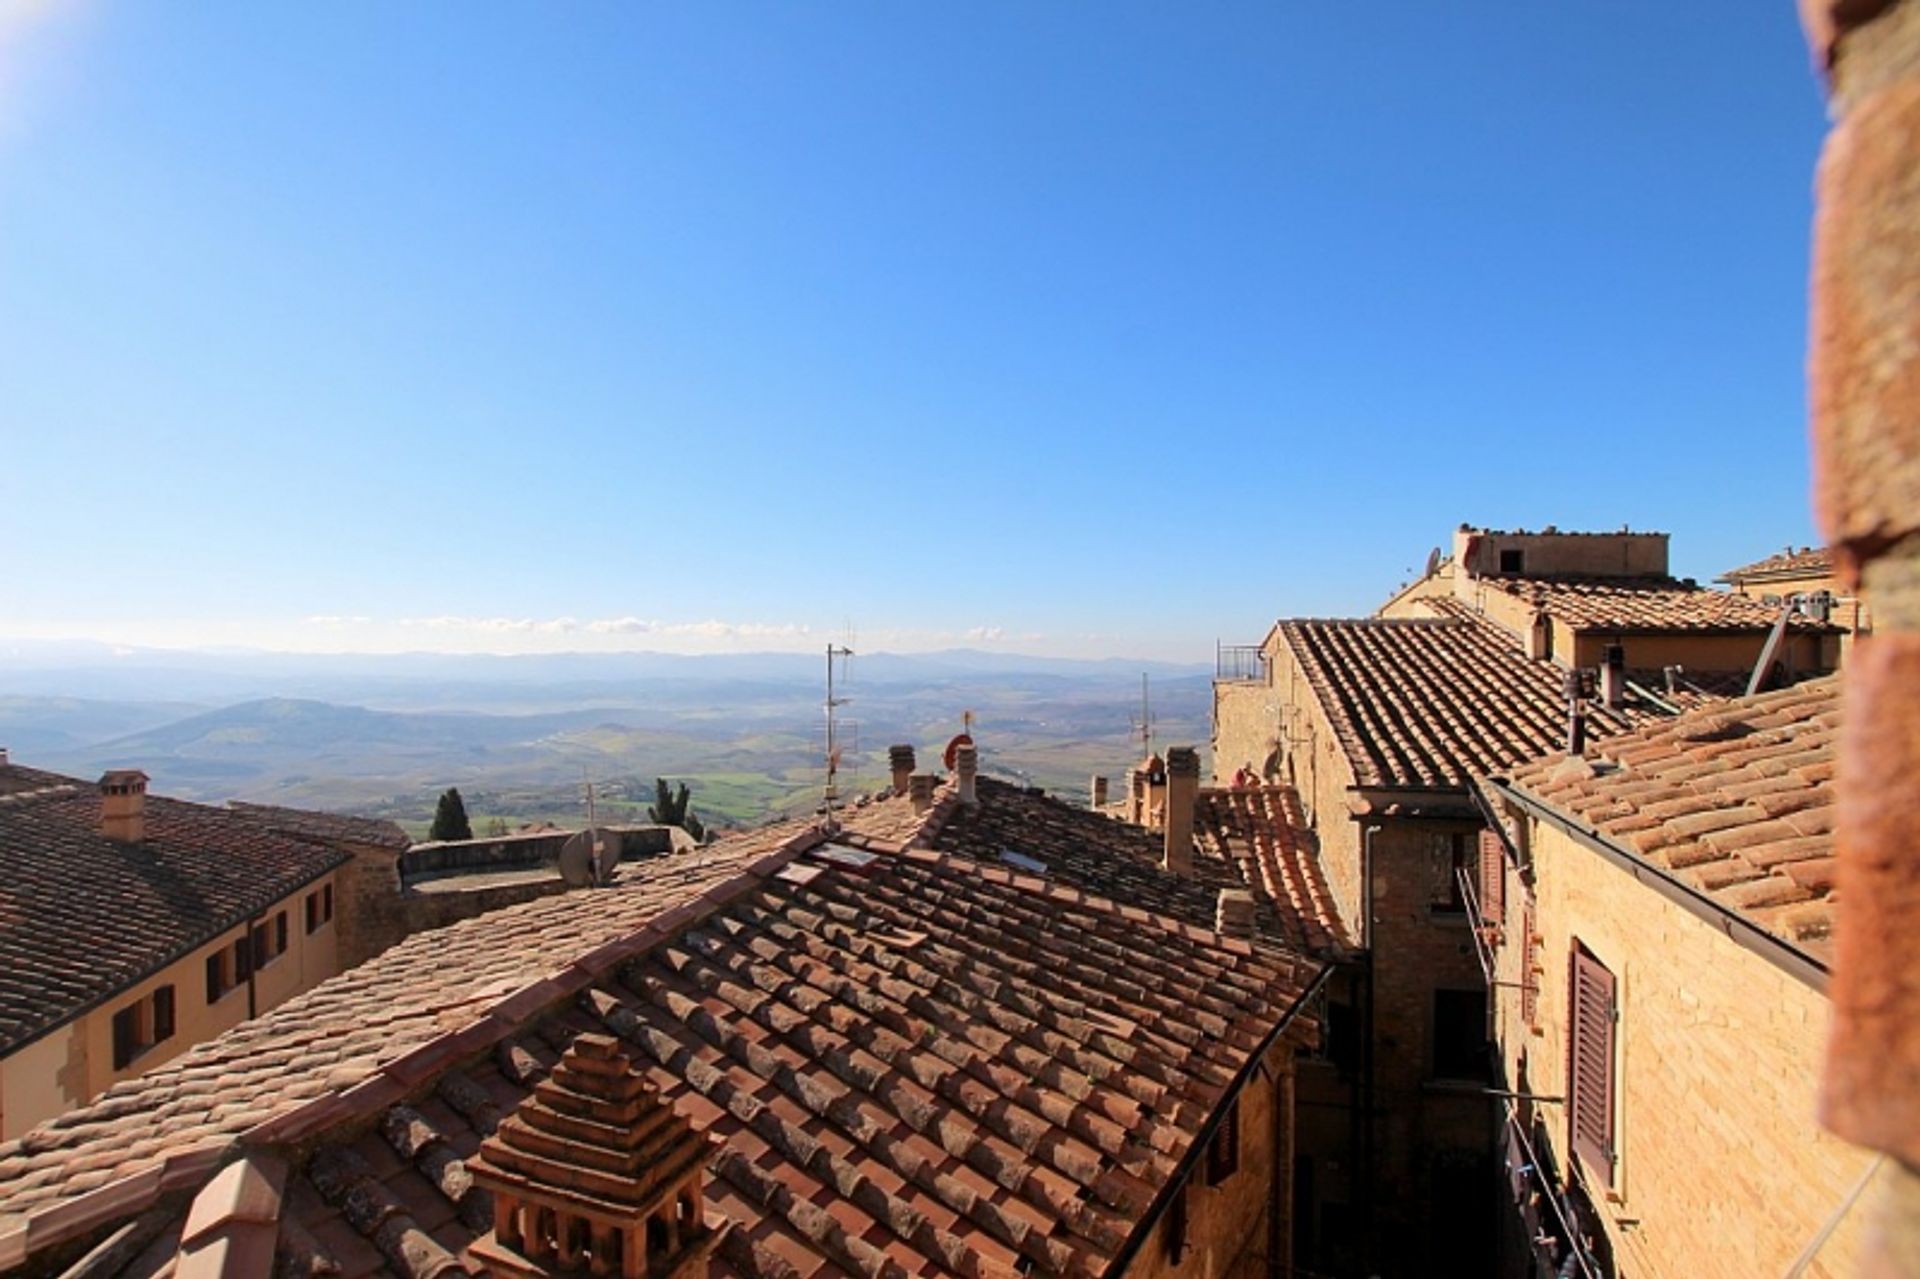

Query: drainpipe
(1359, 821), (1379, 1272)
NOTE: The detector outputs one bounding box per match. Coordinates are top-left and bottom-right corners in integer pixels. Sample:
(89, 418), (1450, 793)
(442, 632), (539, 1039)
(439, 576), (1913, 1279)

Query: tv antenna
(823, 643), (854, 829)
(1131, 673), (1156, 760)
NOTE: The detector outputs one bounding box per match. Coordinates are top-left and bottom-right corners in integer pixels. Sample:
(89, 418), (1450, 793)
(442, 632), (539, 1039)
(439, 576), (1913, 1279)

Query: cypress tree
(430, 786), (474, 842)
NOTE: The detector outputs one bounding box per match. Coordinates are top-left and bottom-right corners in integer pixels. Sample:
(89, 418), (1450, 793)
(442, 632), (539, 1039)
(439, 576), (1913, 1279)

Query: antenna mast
(1136, 672), (1154, 759)
(823, 643), (854, 829)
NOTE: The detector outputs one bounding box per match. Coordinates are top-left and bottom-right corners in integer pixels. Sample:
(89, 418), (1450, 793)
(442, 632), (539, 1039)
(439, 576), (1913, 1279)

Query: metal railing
(1215, 642), (1268, 683)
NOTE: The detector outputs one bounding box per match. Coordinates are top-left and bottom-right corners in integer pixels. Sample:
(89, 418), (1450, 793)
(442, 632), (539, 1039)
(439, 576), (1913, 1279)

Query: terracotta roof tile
(1717, 547), (1834, 583)
(1479, 576), (1832, 633)
(1503, 676), (1841, 967)
(226, 802), (411, 851)
(0, 765), (351, 1057)
(1, 789), (1322, 1278)
(1278, 616), (1681, 790)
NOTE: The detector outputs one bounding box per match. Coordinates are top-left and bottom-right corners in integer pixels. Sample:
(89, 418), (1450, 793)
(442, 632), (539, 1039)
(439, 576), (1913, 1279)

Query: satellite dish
(942, 732), (974, 771)
(1424, 547), (1442, 577)
(559, 828), (615, 888)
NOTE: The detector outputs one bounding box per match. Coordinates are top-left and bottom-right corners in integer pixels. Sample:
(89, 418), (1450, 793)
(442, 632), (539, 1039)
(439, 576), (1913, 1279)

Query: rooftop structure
(0, 778), (1325, 1278)
(0, 763), (347, 1066)
(1487, 675), (1840, 967)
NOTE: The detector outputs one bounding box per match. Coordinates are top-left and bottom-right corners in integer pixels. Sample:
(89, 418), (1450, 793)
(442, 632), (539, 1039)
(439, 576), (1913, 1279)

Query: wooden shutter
(1477, 828), (1505, 931)
(206, 953), (224, 1002)
(153, 986), (175, 1042)
(1207, 1098), (1241, 1184)
(1569, 945), (1616, 1185)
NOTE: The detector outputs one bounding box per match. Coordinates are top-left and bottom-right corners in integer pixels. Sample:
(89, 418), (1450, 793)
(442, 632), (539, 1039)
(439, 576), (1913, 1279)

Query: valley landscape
(0, 643), (1211, 835)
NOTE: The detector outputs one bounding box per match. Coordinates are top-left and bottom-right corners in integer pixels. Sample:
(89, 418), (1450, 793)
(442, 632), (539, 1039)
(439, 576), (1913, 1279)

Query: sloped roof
(1498, 677), (1840, 967)
(1194, 786), (1349, 952)
(1478, 577), (1828, 634)
(1717, 546), (1833, 583)
(227, 801), (412, 852)
(0, 765), (349, 1057)
(1277, 616), (1677, 791)
(0, 784), (1321, 1278)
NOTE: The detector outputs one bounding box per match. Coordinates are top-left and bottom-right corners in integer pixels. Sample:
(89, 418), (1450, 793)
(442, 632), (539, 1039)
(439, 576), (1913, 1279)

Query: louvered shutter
(1569, 946), (1616, 1185)
(1478, 828), (1505, 930)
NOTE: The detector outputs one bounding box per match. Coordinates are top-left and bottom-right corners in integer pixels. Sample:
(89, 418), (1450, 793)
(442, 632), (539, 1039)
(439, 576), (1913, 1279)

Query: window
(1569, 944), (1618, 1186)
(110, 986), (176, 1070)
(1432, 989), (1489, 1082)
(1500, 548), (1525, 574)
(252, 912), (290, 969)
(1164, 1181), (1189, 1265)
(1207, 1098), (1241, 1184)
(1430, 832), (1470, 913)
(275, 910), (289, 954)
(235, 935), (253, 981)
(305, 883), (335, 934)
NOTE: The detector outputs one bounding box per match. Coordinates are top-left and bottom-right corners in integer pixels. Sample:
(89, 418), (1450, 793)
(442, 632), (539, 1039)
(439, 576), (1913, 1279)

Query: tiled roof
(1194, 787), (1349, 952)
(1717, 547), (1833, 583)
(1498, 677), (1840, 966)
(227, 801), (412, 851)
(0, 766), (351, 1057)
(0, 789), (1321, 1278)
(1278, 617), (1677, 791)
(914, 778), (1348, 955)
(1479, 577), (1829, 633)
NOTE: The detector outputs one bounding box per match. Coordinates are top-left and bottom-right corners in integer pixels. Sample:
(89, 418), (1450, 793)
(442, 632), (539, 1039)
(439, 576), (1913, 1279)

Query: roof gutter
(1479, 777), (1828, 995)
(1103, 959), (1337, 1277)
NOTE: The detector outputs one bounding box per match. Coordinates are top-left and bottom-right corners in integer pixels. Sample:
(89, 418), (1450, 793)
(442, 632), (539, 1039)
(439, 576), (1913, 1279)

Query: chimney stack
(1525, 612), (1552, 660)
(1216, 888), (1257, 937)
(1127, 769), (1146, 824)
(1090, 775), (1109, 810)
(0, 746), (9, 766)
(888, 745), (916, 796)
(1599, 643), (1626, 710)
(99, 770), (149, 843)
(1163, 747), (1199, 874)
(954, 743), (979, 806)
(908, 772), (936, 814)
(1563, 670), (1588, 756)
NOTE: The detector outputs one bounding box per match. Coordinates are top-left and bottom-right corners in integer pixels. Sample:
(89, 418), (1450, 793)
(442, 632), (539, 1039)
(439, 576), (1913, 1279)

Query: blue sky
(0, 3), (1828, 660)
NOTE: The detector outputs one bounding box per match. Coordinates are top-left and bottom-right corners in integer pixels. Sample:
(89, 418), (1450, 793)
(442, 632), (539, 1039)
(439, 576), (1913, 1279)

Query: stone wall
(1489, 818), (1872, 1276)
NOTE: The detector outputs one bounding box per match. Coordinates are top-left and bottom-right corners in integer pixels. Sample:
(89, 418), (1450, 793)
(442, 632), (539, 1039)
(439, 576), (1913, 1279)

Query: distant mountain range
(0, 646), (1212, 832)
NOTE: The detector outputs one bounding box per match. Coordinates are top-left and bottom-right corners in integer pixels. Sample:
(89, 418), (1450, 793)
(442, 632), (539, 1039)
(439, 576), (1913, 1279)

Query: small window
(110, 987), (175, 1070)
(275, 911), (288, 954)
(1164, 1181), (1189, 1265)
(205, 953), (224, 1002)
(235, 936), (253, 980)
(305, 892), (319, 934)
(1499, 548), (1525, 574)
(1433, 989), (1489, 1082)
(1207, 1098), (1241, 1184)
(1431, 832), (1470, 913)
(1569, 944), (1618, 1185)
(323, 883), (333, 920)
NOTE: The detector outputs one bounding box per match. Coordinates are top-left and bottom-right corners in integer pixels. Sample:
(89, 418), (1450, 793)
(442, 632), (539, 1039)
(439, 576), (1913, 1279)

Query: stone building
(0, 762), (373, 1140)
(1475, 678), (1874, 1277)
(0, 766), (1330, 1279)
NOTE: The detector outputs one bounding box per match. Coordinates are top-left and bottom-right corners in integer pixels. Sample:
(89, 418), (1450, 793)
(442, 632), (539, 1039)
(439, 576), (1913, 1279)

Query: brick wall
(1489, 819), (1873, 1276)
(1798, 3), (1920, 1270)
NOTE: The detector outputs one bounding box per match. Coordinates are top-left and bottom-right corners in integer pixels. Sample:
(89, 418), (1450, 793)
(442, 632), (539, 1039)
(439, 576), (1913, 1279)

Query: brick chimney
(1599, 643), (1626, 710)
(1090, 775), (1109, 810)
(1163, 747), (1199, 874)
(1216, 887), (1256, 937)
(1564, 669), (1589, 756)
(1525, 611), (1552, 660)
(888, 745), (916, 796)
(100, 770), (149, 843)
(954, 743), (979, 806)
(908, 772), (936, 815)
(1127, 768), (1146, 824)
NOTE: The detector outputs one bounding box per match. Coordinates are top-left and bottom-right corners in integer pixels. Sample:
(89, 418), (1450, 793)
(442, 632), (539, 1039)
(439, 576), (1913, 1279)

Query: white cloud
(303, 614), (373, 628)
(587, 617), (657, 635)
(964, 626), (1006, 642)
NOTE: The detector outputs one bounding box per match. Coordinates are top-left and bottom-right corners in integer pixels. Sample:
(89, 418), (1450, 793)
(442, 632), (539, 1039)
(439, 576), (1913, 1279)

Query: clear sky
(0, 3), (1829, 661)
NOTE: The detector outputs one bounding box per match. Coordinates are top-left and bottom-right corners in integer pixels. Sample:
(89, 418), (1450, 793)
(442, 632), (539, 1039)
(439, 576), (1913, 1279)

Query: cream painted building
(1476, 679), (1873, 1278)
(0, 760), (358, 1139)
